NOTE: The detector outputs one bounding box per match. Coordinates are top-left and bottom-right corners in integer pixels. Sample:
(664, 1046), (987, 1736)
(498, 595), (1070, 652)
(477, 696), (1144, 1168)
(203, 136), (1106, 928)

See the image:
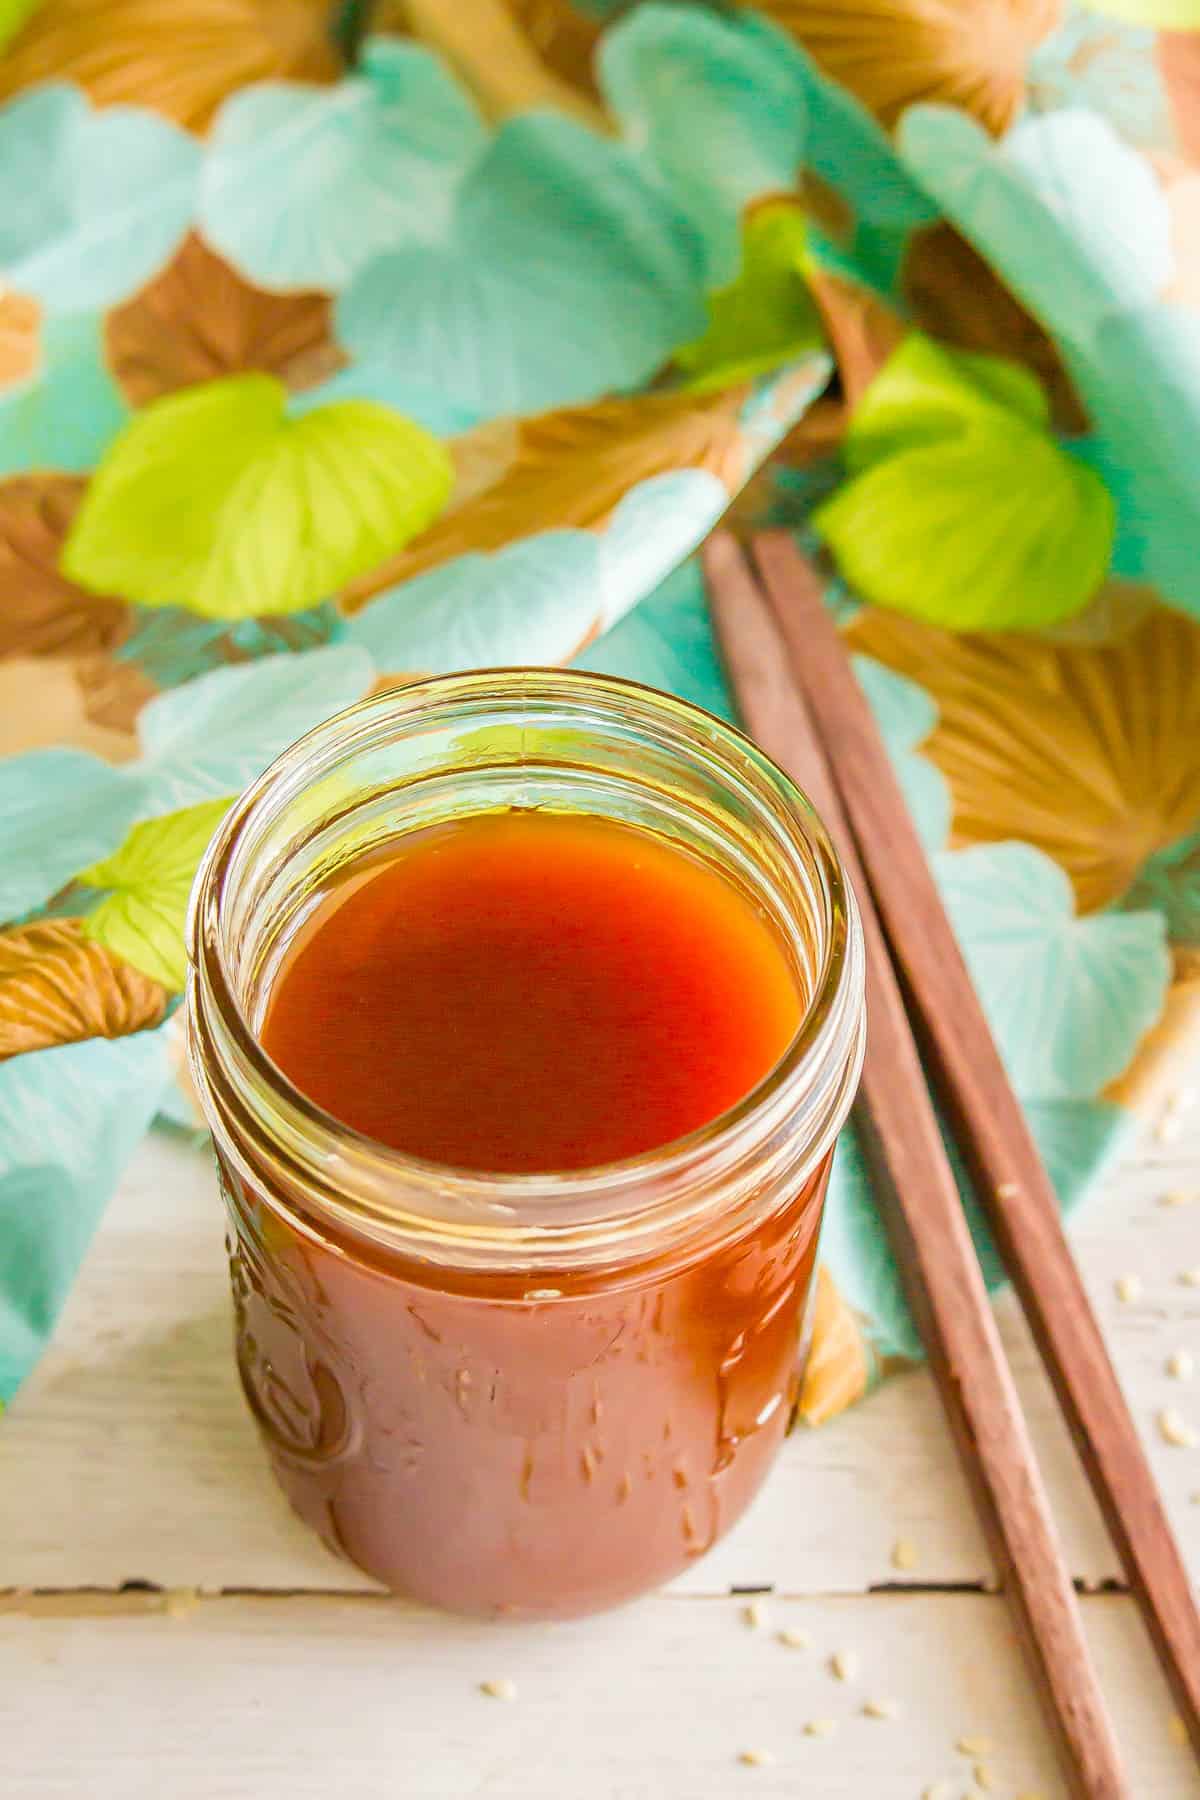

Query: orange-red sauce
(261, 810), (802, 1171)
(222, 811), (831, 1618)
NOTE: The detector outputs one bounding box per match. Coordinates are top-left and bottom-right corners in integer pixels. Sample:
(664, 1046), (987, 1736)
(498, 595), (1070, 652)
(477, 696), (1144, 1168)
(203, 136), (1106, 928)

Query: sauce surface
(262, 810), (803, 1172)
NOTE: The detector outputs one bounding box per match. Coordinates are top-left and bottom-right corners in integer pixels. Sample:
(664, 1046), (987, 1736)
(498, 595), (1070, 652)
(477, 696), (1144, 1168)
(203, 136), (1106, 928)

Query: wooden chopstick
(704, 533), (1128, 1799)
(748, 529), (1200, 1764)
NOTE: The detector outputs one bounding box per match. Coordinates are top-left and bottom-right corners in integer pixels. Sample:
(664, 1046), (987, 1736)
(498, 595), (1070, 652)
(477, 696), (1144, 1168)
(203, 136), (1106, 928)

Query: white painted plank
(3, 1590), (1191, 1799)
(2, 1113), (1198, 1595)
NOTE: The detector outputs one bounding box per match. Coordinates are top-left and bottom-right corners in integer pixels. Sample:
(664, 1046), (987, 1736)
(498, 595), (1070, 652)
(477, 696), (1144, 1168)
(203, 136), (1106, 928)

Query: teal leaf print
(336, 113), (708, 421)
(1028, 9), (1171, 150)
(0, 85), (198, 313)
(289, 360), (481, 438)
(1122, 827), (1200, 944)
(199, 39), (487, 292)
(934, 842), (1171, 1099)
(117, 601), (343, 691)
(599, 4), (810, 282)
(1076, 305), (1200, 618)
(0, 313), (127, 479)
(897, 106), (1171, 364)
(851, 656), (951, 854)
(576, 557), (735, 723)
(0, 749), (146, 922)
(344, 531), (603, 673)
(135, 644), (375, 813)
(0, 1026), (170, 1404)
(821, 1095), (1131, 1365)
(598, 469), (730, 631)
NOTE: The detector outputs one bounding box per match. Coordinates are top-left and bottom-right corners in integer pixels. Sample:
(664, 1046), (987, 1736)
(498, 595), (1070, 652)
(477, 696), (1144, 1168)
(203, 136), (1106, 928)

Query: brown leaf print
(0, 656), (145, 761)
(846, 602), (1200, 914)
(758, 0), (1061, 134)
(342, 384), (753, 610)
(72, 654), (158, 736)
(0, 0), (339, 134)
(0, 918), (167, 1060)
(0, 291), (40, 389)
(0, 475), (131, 661)
(901, 222), (1088, 433)
(506, 0), (603, 98)
(105, 233), (342, 408)
(806, 268), (906, 411)
(397, 0), (608, 130)
(796, 1267), (871, 1425)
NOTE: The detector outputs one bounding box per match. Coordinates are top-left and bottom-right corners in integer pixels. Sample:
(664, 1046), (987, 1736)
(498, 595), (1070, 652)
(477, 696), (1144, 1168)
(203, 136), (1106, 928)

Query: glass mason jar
(186, 670), (865, 1619)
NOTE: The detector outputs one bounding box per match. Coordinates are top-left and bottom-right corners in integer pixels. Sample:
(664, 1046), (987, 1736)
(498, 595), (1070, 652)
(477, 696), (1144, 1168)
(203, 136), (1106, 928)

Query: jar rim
(186, 668), (865, 1271)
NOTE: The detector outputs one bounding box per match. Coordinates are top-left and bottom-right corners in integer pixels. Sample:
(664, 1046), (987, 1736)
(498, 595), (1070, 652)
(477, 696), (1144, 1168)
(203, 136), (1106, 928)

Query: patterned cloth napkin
(1, 0), (1198, 1421)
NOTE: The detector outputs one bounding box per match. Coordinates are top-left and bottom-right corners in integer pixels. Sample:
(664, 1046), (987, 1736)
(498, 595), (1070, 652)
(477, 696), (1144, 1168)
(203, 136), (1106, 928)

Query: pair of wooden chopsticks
(705, 531), (1200, 1800)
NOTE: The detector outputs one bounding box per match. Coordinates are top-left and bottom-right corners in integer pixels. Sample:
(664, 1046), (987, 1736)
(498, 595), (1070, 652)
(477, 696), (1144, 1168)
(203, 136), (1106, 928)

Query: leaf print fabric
(61, 374), (454, 618)
(0, 0), (1195, 1417)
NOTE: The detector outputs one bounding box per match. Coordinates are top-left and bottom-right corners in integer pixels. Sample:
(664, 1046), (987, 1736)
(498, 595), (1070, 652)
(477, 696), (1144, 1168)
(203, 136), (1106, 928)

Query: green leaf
(78, 798), (235, 992)
(843, 335), (1049, 476)
(0, 0), (39, 53)
(814, 336), (1115, 630)
(60, 374), (453, 619)
(675, 204), (824, 393)
(1077, 0), (1200, 26)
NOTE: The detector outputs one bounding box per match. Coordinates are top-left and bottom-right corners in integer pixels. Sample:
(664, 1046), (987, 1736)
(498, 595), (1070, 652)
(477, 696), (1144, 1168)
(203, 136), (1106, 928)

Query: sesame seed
(1160, 1189), (1197, 1207)
(1168, 1349), (1195, 1381)
(743, 1598), (770, 1631)
(480, 1678), (517, 1701)
(974, 1764), (995, 1790)
(891, 1538), (918, 1571)
(862, 1697), (899, 1720)
(738, 1748), (775, 1768)
(830, 1648), (858, 1682)
(1158, 1408), (1196, 1448)
(1115, 1274), (1141, 1304)
(923, 1784), (953, 1800)
(955, 1735), (993, 1757)
(1179, 1268), (1200, 1287)
(777, 1627), (811, 1650)
(804, 1718), (837, 1738)
(1169, 1713), (1188, 1747)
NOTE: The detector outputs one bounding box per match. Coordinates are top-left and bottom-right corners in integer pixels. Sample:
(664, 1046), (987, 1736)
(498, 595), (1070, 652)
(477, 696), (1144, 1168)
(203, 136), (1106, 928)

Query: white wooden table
(4, 1102), (1200, 1799)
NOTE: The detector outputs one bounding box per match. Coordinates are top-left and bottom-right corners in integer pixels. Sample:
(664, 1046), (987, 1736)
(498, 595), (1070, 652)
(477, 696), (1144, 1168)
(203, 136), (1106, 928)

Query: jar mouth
(187, 668), (865, 1271)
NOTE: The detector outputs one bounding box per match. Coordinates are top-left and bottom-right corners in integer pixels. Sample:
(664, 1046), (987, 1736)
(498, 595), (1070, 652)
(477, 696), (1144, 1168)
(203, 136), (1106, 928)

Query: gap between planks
(0, 1578), (1134, 1618)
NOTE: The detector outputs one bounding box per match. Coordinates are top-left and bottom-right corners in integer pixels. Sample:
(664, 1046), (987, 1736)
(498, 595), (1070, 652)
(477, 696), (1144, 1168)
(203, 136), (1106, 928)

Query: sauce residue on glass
(261, 809), (803, 1172)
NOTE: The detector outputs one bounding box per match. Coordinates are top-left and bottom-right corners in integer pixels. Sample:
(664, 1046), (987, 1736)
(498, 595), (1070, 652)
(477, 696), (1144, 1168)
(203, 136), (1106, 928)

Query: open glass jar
(186, 670), (865, 1619)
